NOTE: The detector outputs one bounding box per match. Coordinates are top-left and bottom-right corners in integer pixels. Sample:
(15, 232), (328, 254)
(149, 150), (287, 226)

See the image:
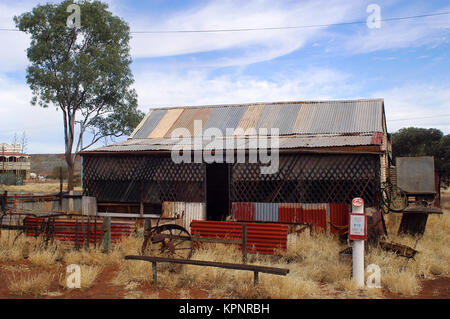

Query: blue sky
(0, 0), (449, 153)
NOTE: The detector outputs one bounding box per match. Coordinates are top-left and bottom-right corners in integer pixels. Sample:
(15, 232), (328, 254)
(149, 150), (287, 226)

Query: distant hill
(30, 154), (81, 177)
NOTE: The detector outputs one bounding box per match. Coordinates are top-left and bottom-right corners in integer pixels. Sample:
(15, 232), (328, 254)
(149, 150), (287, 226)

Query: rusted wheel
(141, 224), (193, 259)
(381, 185), (408, 212)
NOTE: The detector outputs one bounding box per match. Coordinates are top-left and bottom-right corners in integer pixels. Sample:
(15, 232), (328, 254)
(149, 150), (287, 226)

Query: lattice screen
(231, 153), (380, 206)
(83, 152), (380, 207)
(82, 155), (205, 203)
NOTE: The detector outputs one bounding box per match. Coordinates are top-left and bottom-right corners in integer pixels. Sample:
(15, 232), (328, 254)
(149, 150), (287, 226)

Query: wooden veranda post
(103, 216), (111, 253)
(242, 224), (247, 264)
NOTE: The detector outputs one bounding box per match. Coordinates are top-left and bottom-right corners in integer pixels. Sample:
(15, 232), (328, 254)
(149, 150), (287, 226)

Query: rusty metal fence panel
(254, 203), (278, 222)
(24, 216), (134, 244)
(329, 203), (350, 235)
(233, 202), (335, 232)
(162, 201), (206, 233)
(190, 220), (288, 255)
(232, 202), (255, 221)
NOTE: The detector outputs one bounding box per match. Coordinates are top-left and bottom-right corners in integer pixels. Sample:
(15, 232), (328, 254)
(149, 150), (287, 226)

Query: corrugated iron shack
(80, 99), (391, 231)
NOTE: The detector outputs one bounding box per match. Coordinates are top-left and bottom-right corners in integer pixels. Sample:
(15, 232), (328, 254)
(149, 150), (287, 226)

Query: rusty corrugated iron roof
(88, 99), (386, 153)
(90, 133), (379, 153)
(131, 99), (384, 139)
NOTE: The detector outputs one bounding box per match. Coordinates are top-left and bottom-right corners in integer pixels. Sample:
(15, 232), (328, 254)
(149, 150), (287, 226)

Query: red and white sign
(349, 197), (367, 240)
(352, 197), (364, 208)
(349, 213), (367, 240)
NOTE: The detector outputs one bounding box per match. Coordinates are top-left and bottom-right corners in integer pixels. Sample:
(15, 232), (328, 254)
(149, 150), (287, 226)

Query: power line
(1, 11), (449, 34)
(131, 11), (450, 34)
(388, 114), (450, 122)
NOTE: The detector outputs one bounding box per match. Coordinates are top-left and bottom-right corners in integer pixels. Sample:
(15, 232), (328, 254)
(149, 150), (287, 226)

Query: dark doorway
(206, 163), (230, 221)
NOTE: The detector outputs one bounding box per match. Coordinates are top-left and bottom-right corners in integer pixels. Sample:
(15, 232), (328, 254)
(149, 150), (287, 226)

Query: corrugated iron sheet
(129, 110), (153, 139)
(235, 105), (264, 134)
(162, 201), (185, 218)
(190, 220), (288, 255)
(278, 203), (303, 223)
(232, 202), (330, 231)
(91, 134), (377, 153)
(329, 203), (350, 235)
(293, 100), (382, 134)
(255, 104), (281, 131)
(88, 99), (386, 153)
(133, 109), (167, 139)
(24, 216), (134, 244)
(254, 202), (278, 222)
(273, 104), (302, 135)
(232, 202), (255, 221)
(148, 108), (184, 138)
(203, 106), (246, 134)
(129, 99), (384, 140)
(162, 201), (206, 233)
(301, 203), (328, 231)
(164, 108), (195, 137)
(183, 203), (206, 233)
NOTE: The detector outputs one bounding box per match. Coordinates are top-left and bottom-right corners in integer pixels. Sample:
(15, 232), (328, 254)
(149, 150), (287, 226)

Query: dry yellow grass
(7, 272), (54, 296)
(111, 189), (448, 298)
(0, 182), (82, 193)
(28, 247), (59, 267)
(111, 259), (154, 286)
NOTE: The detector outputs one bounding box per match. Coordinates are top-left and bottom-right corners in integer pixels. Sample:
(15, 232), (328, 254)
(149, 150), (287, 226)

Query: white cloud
(340, 5), (450, 54)
(0, 74), (64, 153)
(0, 1), (33, 72)
(372, 84), (450, 134)
(128, 0), (362, 65)
(133, 66), (355, 109)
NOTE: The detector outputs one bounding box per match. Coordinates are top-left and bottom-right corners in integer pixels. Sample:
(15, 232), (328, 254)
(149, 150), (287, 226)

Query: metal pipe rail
(125, 255), (289, 286)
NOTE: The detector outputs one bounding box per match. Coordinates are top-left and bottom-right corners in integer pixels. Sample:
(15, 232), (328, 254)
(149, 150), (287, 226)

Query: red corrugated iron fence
(232, 202), (350, 234)
(329, 203), (350, 235)
(191, 220), (288, 255)
(24, 216), (134, 244)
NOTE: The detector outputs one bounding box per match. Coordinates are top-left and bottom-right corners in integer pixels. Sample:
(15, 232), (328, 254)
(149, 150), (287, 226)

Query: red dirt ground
(0, 259), (447, 299)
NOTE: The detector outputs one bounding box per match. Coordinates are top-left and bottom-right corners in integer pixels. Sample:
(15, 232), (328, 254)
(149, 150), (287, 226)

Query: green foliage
(0, 173), (24, 186)
(392, 127), (450, 186)
(14, 0), (144, 189)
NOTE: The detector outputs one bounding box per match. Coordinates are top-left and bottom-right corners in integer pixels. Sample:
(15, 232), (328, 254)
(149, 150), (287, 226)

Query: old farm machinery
(141, 212), (194, 260)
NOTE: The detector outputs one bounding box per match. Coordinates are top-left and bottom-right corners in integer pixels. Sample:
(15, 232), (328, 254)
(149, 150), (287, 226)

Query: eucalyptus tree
(15, 0), (144, 190)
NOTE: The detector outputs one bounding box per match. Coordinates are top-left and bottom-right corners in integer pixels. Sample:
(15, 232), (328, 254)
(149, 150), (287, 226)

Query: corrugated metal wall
(254, 202), (278, 222)
(329, 203), (350, 235)
(232, 202), (350, 234)
(23, 216), (134, 244)
(232, 202), (255, 221)
(190, 220), (288, 255)
(301, 203), (328, 231)
(162, 201), (206, 233)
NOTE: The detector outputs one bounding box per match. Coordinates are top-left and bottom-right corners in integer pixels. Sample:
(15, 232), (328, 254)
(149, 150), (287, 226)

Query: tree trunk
(63, 107), (76, 191)
(66, 155), (75, 191)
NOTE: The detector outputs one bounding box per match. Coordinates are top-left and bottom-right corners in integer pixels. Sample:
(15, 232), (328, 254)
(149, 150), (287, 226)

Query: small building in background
(0, 143), (31, 180)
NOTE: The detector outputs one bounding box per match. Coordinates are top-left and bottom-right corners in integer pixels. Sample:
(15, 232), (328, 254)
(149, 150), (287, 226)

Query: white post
(351, 198), (365, 287)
